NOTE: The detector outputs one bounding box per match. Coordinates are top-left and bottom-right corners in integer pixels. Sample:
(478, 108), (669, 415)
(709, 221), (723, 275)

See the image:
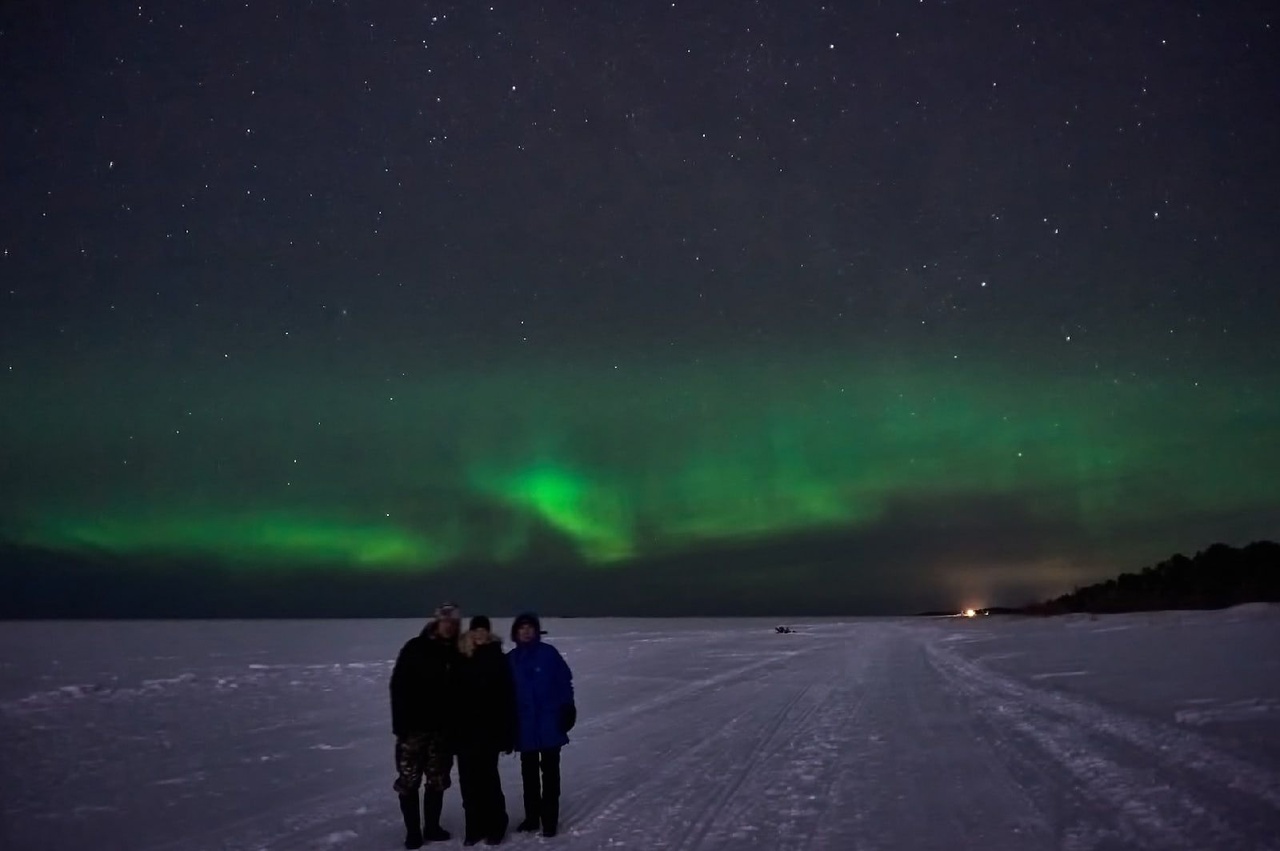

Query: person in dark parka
(507, 612), (575, 838)
(390, 603), (463, 849)
(455, 615), (518, 846)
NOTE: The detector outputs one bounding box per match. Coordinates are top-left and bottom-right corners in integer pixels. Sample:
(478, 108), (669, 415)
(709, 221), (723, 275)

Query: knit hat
(469, 615), (491, 632)
(434, 602), (461, 622)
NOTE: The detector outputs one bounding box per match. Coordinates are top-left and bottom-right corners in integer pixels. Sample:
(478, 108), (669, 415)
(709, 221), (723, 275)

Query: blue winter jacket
(507, 613), (575, 752)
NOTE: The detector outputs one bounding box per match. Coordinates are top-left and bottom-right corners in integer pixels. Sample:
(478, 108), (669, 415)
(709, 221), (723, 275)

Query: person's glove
(560, 703), (577, 733)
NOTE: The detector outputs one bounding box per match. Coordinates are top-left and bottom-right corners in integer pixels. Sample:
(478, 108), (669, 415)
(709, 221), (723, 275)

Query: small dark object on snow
(775, 625), (795, 634)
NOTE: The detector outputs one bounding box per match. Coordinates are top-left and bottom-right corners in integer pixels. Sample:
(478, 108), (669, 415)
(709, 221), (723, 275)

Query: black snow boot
(462, 807), (482, 846)
(540, 801), (558, 838)
(485, 809), (509, 845)
(399, 794), (424, 850)
(540, 785), (558, 838)
(421, 788), (451, 842)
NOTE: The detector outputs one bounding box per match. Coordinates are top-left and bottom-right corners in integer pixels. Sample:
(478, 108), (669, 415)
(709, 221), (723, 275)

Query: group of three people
(390, 604), (576, 847)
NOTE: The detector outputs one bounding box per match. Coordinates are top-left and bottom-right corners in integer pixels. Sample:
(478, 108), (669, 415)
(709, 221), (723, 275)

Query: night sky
(2, 1), (1278, 617)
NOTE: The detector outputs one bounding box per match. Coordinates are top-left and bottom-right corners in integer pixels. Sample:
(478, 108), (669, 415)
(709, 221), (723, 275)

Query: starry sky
(2, 1), (1278, 617)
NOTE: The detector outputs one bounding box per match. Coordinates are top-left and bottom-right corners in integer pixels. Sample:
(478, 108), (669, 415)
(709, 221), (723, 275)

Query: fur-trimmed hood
(459, 630), (505, 658)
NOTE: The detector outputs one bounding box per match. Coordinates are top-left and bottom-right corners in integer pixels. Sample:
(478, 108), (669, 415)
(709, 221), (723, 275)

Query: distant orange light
(963, 608), (978, 618)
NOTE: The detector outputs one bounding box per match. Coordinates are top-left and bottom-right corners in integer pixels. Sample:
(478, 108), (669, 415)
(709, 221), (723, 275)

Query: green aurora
(4, 341), (1276, 583)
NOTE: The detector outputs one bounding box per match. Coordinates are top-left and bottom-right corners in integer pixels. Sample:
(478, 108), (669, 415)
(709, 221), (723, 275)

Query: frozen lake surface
(2, 608), (1279, 850)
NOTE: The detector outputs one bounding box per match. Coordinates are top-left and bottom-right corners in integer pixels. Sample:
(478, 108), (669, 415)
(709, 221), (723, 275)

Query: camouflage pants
(393, 733), (453, 794)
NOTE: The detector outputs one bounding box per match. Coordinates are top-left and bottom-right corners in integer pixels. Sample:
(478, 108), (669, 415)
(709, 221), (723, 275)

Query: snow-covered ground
(2, 608), (1279, 850)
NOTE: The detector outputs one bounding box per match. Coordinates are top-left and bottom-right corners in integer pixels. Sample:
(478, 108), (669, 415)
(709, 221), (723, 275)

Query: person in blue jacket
(507, 612), (575, 838)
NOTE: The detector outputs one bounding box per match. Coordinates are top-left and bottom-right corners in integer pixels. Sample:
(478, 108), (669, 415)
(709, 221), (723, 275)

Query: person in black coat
(455, 615), (518, 846)
(390, 603), (463, 849)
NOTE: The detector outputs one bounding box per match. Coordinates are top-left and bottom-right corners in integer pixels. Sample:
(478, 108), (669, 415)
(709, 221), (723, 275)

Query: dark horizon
(4, 535), (1276, 620)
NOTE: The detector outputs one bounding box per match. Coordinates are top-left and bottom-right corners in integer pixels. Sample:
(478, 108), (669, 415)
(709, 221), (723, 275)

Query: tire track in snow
(683, 634), (884, 851)
(930, 646), (1200, 850)
(564, 681), (821, 848)
(548, 647), (806, 828)
(928, 639), (1280, 850)
(933, 643), (1280, 811)
(566, 635), (880, 850)
(818, 629), (1057, 851)
(689, 683), (870, 851)
(668, 685), (822, 851)
(549, 645), (812, 830)
(576, 649), (804, 738)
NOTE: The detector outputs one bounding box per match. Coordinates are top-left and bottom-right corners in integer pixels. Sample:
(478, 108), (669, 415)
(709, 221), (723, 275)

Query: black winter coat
(455, 640), (518, 753)
(390, 624), (461, 738)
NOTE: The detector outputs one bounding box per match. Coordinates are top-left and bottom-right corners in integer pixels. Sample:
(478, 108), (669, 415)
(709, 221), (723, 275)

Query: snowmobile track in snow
(568, 681), (823, 848)
(928, 637), (1280, 851)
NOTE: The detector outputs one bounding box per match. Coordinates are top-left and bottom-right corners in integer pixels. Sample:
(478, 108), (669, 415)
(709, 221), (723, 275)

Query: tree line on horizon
(1022, 540), (1280, 615)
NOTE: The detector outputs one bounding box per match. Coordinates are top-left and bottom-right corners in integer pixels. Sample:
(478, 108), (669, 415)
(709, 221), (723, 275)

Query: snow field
(2, 610), (1278, 850)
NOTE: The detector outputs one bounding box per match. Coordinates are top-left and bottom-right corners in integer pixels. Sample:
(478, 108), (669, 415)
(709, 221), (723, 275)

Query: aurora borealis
(9, 348), (1280, 571)
(2, 1), (1278, 615)
(4, 339), (1277, 615)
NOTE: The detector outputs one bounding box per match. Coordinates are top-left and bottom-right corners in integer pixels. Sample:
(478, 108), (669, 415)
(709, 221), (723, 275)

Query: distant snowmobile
(775, 625), (795, 634)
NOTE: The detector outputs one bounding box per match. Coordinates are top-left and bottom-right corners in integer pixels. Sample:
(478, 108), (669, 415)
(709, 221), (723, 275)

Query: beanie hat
(469, 615), (491, 632)
(434, 602), (461, 621)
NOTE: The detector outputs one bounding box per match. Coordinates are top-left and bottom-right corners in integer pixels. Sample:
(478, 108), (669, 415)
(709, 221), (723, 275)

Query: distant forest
(1024, 541), (1280, 615)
